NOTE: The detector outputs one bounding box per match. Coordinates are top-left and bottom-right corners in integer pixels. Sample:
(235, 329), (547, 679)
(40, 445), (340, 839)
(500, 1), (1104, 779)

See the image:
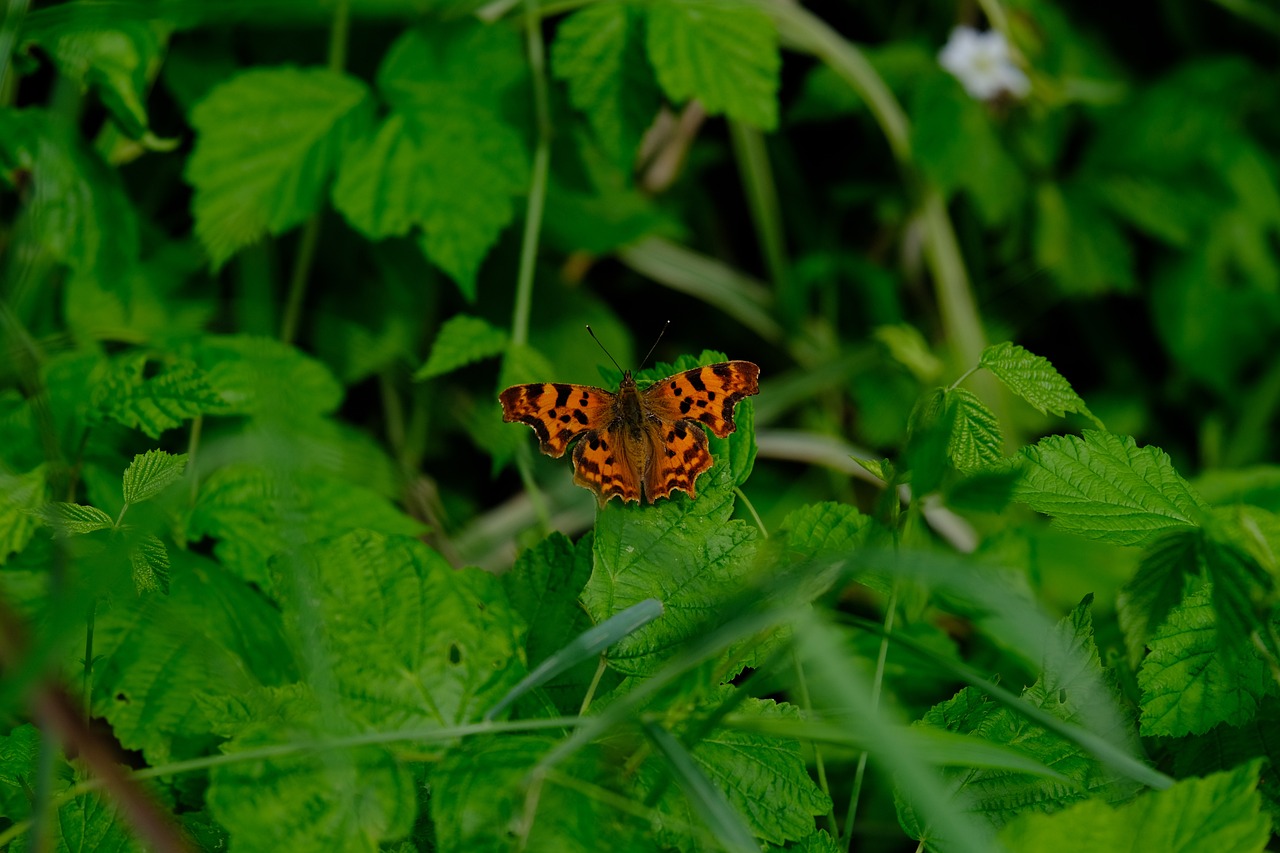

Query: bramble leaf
(552, 3), (660, 170)
(93, 353), (226, 438)
(122, 449), (189, 505)
(1137, 585), (1279, 737)
(32, 501), (114, 537)
(415, 314), (508, 381)
(1014, 431), (1205, 546)
(186, 67), (373, 266)
(0, 466), (47, 565)
(945, 387), (1003, 472)
(646, 0), (780, 129)
(278, 531), (526, 729)
(999, 761), (1270, 853)
(129, 533), (170, 594)
(980, 342), (1102, 427)
(1117, 529), (1199, 666)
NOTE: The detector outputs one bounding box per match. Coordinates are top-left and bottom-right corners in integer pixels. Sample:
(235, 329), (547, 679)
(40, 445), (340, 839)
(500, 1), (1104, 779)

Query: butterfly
(499, 360), (760, 505)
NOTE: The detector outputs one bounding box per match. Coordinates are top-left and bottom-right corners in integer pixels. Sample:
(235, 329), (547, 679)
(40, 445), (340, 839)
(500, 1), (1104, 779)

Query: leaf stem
(734, 487), (768, 538)
(578, 654), (609, 716)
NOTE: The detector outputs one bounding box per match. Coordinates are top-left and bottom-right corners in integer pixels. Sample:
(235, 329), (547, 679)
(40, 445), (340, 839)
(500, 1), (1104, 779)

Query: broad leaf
(186, 334), (344, 419)
(122, 449), (189, 505)
(646, 0), (780, 129)
(945, 387), (1004, 472)
(186, 67), (374, 266)
(1137, 585), (1279, 737)
(92, 352), (226, 438)
(980, 342), (1101, 427)
(999, 761), (1270, 853)
(0, 466), (47, 564)
(278, 531), (526, 729)
(1014, 431), (1205, 546)
(415, 314), (508, 381)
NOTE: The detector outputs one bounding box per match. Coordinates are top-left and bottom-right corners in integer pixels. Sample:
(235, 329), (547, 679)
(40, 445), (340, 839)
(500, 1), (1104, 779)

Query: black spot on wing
(686, 370), (706, 393)
(679, 397), (693, 414)
(711, 363), (732, 380)
(553, 383), (573, 408)
(573, 409), (589, 425)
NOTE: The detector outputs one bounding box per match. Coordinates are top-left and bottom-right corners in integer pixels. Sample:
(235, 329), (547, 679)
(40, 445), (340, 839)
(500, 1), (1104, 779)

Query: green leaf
(945, 387), (1004, 472)
(1014, 431), (1206, 546)
(20, 12), (168, 137)
(1117, 529), (1199, 666)
(333, 24), (529, 298)
(187, 334), (344, 419)
(129, 533), (170, 594)
(189, 464), (424, 589)
(415, 314), (508, 381)
(645, 0), (780, 129)
(92, 550), (295, 764)
(0, 465), (47, 565)
(999, 761), (1271, 853)
(32, 501), (115, 537)
(1201, 507), (1278, 648)
(122, 449), (189, 505)
(93, 353), (226, 438)
(778, 501), (882, 595)
(552, 3), (660, 171)
(904, 387), (954, 496)
(207, 691), (415, 853)
(1034, 181), (1135, 294)
(1137, 585), (1279, 737)
(430, 735), (653, 853)
(904, 599), (1141, 834)
(0, 724), (40, 821)
(186, 67), (373, 266)
(980, 342), (1101, 427)
(645, 722), (759, 853)
(279, 531), (526, 729)
(1175, 701), (1280, 824)
(499, 532), (620, 716)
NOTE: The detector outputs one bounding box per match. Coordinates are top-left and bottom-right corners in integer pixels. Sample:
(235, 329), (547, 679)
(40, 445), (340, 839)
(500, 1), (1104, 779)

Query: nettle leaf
(279, 531), (526, 729)
(686, 696), (831, 846)
(778, 501), (883, 596)
(552, 3), (660, 171)
(91, 550), (295, 765)
(1014, 431), (1206, 546)
(186, 67), (374, 267)
(122, 449), (188, 505)
(208, 690), (415, 853)
(129, 533), (170, 594)
(501, 532), (619, 715)
(187, 334), (344, 418)
(20, 11), (167, 138)
(945, 387), (1003, 472)
(1137, 585), (1279, 737)
(333, 24), (529, 298)
(1201, 507), (1278, 648)
(645, 0), (780, 129)
(980, 342), (1102, 427)
(0, 724), (40, 821)
(32, 501), (114, 537)
(1117, 529), (1200, 666)
(903, 600), (1141, 835)
(583, 360), (761, 677)
(0, 465), (47, 565)
(999, 761), (1270, 853)
(92, 352), (225, 438)
(430, 735), (652, 853)
(415, 314), (508, 381)
(189, 464), (423, 590)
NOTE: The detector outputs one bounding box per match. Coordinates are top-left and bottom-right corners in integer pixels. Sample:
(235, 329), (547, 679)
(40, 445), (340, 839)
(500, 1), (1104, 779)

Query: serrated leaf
(1014, 431), (1205, 546)
(93, 353), (226, 438)
(129, 533), (170, 594)
(646, 0), (780, 129)
(92, 550), (295, 764)
(999, 761), (1271, 853)
(1137, 585), (1279, 737)
(1202, 507), (1278, 649)
(33, 501), (115, 536)
(122, 449), (189, 505)
(551, 3), (660, 171)
(903, 600), (1141, 836)
(980, 342), (1102, 427)
(905, 387), (953, 495)
(186, 67), (373, 266)
(945, 387), (1004, 471)
(0, 465), (47, 565)
(645, 722), (759, 853)
(415, 314), (508, 381)
(0, 724), (40, 821)
(20, 13), (167, 137)
(189, 464), (424, 589)
(1116, 529), (1199, 667)
(186, 334), (343, 418)
(278, 531), (526, 729)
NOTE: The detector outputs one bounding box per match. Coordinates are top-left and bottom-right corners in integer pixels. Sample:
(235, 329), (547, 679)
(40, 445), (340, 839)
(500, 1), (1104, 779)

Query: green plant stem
(842, 583), (898, 850)
(510, 0), (552, 349)
(278, 0), (349, 345)
(578, 655), (609, 716)
(728, 121), (794, 327)
(734, 487), (767, 538)
(82, 599), (96, 721)
(186, 415), (203, 505)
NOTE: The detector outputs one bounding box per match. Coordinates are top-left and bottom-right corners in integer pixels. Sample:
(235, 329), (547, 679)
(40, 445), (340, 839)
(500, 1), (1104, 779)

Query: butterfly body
(499, 361), (760, 506)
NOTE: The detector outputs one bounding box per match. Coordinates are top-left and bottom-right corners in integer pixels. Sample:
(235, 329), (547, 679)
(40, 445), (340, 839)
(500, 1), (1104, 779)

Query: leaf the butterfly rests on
(499, 361), (760, 505)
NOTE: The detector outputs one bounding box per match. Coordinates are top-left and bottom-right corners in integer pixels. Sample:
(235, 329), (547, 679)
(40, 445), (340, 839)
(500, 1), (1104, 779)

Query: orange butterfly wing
(572, 425), (643, 505)
(498, 383), (616, 458)
(642, 361), (761, 438)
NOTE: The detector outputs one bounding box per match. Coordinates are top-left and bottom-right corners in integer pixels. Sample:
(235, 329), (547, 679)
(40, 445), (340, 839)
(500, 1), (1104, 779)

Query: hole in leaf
(448, 643), (462, 665)
(115, 692), (129, 703)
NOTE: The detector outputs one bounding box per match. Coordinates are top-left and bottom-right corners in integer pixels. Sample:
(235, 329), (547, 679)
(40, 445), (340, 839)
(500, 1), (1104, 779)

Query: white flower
(938, 26), (1031, 100)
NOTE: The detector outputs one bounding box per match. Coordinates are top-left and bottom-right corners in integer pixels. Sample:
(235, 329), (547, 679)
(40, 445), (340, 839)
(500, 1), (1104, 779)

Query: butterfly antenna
(585, 325), (625, 374)
(639, 320), (671, 370)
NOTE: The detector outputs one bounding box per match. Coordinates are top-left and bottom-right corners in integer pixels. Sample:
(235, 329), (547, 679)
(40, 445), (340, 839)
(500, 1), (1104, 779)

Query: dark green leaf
(1116, 529), (1199, 666)
(92, 353), (226, 438)
(945, 387), (1003, 472)
(0, 466), (47, 565)
(415, 314), (508, 381)
(32, 500), (113, 537)
(122, 449), (189, 505)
